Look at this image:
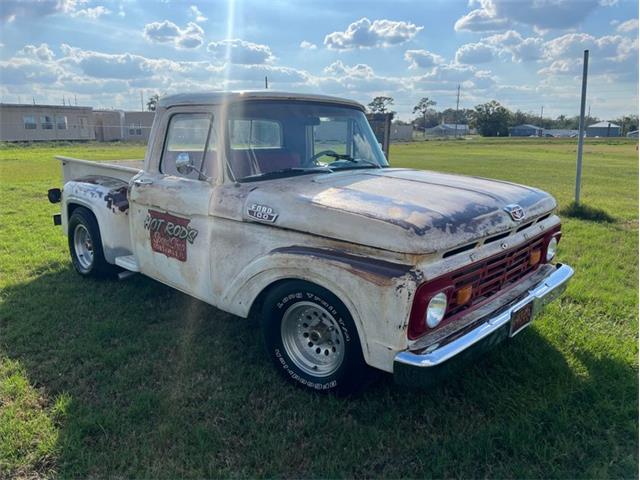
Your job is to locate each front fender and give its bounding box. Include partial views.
[221,248,419,372]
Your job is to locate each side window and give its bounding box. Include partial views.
[40,115,53,130]
[23,116,36,130]
[56,115,67,130]
[229,119,282,149]
[161,113,214,180]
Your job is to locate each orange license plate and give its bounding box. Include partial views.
[510,303,533,337]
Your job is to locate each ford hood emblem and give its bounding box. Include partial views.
[504,204,525,222]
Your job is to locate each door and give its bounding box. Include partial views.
[128,112,219,301]
[78,116,90,138]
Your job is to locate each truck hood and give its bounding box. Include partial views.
[243,168,557,254]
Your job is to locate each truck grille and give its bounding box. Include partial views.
[446,234,546,318]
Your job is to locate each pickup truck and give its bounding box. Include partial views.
[49,91,574,393]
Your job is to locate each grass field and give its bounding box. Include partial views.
[1,138,637,478]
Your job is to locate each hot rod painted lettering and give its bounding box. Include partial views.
[143,210,198,261]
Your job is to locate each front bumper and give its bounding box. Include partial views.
[393,263,574,387]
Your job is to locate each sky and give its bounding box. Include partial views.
[0,0,638,121]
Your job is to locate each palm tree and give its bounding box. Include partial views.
[413,97,437,136]
[146,94,160,112]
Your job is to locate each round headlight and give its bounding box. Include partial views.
[426,292,448,328]
[546,236,558,262]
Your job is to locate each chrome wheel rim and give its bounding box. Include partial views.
[281,301,345,377]
[73,224,94,271]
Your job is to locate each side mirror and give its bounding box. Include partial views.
[176,152,193,175]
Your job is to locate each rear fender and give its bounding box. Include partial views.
[63,177,132,263]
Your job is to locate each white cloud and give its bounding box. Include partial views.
[539,33,638,78]
[455,43,495,64]
[207,39,274,64]
[300,41,317,50]
[72,5,110,19]
[1,0,91,23]
[316,60,403,94]
[60,44,178,79]
[617,19,639,33]
[324,60,374,77]
[414,63,496,89]
[324,17,423,50]
[189,5,207,23]
[18,43,55,61]
[455,0,602,32]
[454,8,510,32]
[404,49,445,69]
[0,57,62,85]
[143,21,204,50]
[483,30,544,62]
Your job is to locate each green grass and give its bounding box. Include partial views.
[0,138,637,478]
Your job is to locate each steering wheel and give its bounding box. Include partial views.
[310,149,338,163]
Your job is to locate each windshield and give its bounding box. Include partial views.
[224,100,388,182]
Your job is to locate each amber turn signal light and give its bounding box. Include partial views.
[529,249,542,266]
[456,285,473,305]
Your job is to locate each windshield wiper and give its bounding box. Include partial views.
[325,153,382,169]
[238,166,332,183]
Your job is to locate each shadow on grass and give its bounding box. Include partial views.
[0,267,637,478]
[560,202,616,223]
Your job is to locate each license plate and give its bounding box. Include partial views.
[510,302,533,337]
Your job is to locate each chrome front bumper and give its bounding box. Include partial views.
[393,263,574,386]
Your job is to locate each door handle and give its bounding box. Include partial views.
[133,178,153,186]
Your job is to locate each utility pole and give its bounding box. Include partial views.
[74,95,77,106]
[140,91,144,112]
[454,84,460,138]
[575,49,589,205]
[587,104,591,119]
[265,76,268,89]
[539,106,544,137]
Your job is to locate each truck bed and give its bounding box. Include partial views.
[56,156,143,183]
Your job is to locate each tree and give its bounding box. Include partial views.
[469,101,512,137]
[614,114,639,135]
[147,94,160,112]
[413,97,436,134]
[368,96,394,114]
[441,107,471,126]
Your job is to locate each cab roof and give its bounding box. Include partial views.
[158,90,365,110]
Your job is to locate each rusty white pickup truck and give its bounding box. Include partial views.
[49,91,573,393]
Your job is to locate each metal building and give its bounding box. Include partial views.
[586,121,621,137]
[94,110,155,143]
[425,123,469,137]
[122,111,155,142]
[509,124,543,137]
[0,103,94,141]
[390,124,414,142]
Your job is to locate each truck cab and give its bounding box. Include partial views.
[51,91,573,393]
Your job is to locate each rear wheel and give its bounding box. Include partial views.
[68,207,114,277]
[261,280,372,394]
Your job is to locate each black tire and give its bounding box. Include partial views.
[261,280,372,395]
[68,207,115,278]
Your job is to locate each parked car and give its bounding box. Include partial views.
[49,91,574,393]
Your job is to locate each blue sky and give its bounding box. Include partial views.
[0,0,637,120]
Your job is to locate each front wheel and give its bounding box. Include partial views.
[261,281,372,394]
